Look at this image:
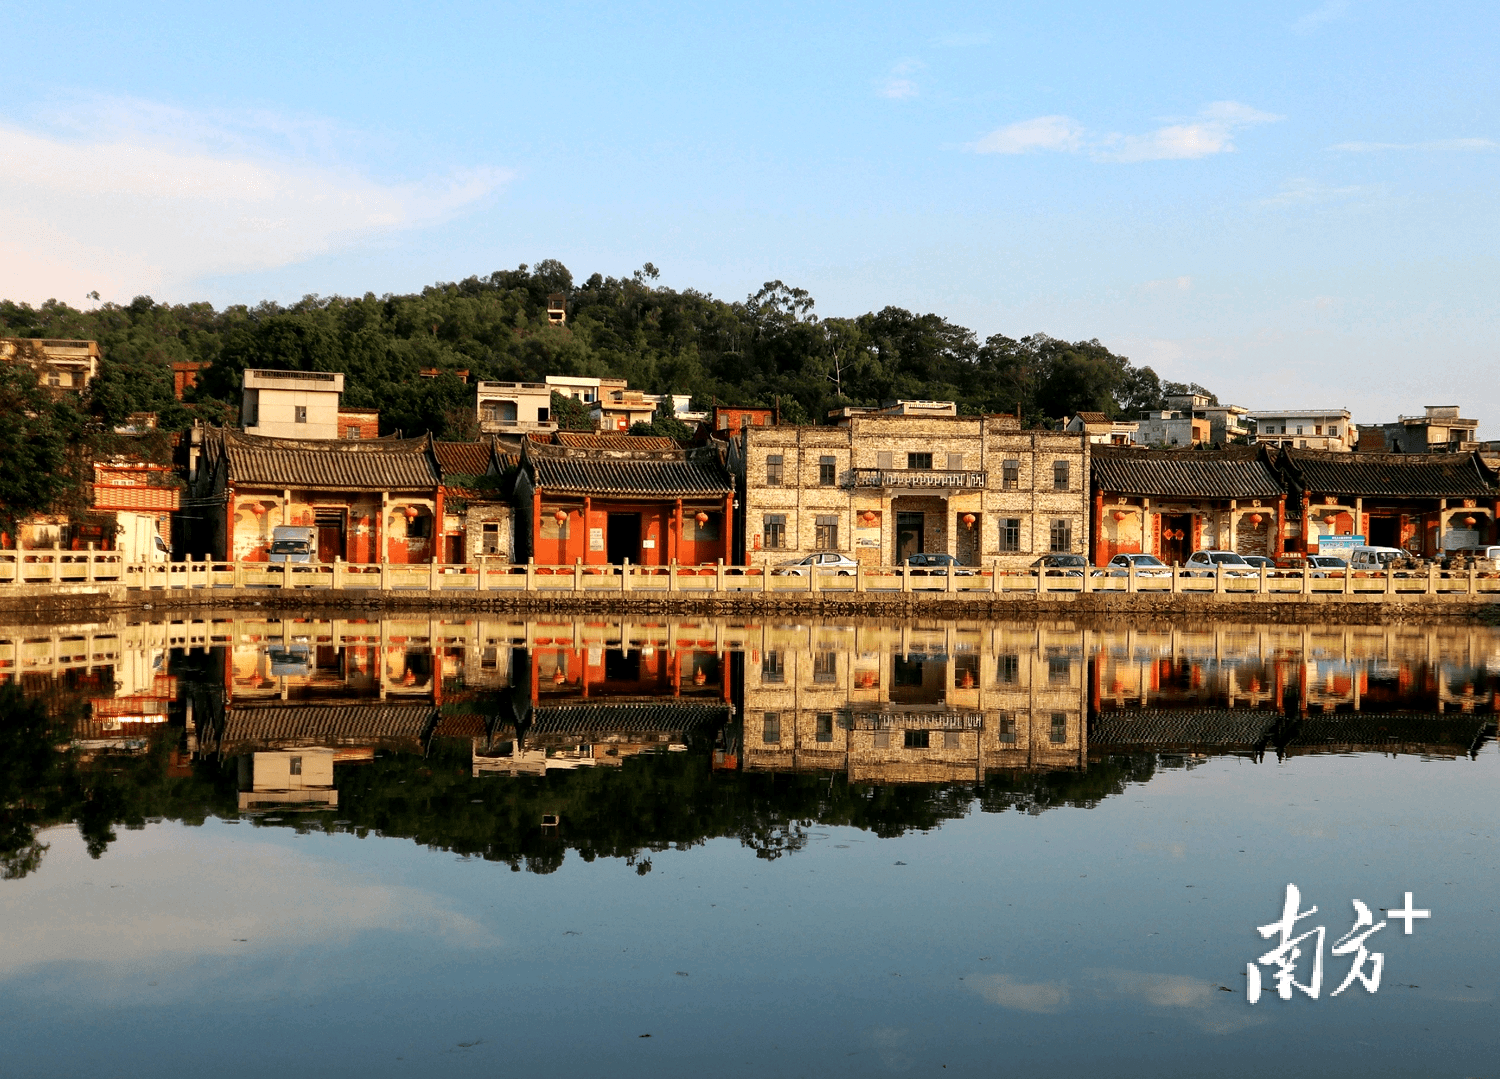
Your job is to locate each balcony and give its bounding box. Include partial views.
[851,468,987,490]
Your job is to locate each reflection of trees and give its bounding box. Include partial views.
[978,755,1158,816]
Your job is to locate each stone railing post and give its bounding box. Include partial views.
[1172,564,1181,594]
[574,558,583,592]
[622,558,632,592]
[717,558,725,592]
[525,557,534,592]
[856,564,866,593]
[901,564,912,594]
[1127,563,1137,593]
[669,560,678,592]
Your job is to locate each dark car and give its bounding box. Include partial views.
[1029,553,1088,577]
[900,552,976,576]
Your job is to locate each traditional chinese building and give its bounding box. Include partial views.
[1273,449,1500,555]
[514,432,736,565]
[431,438,515,564]
[188,427,444,562]
[1089,446,1287,565]
[735,413,1089,571]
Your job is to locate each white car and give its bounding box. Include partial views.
[1184,550,1259,577]
[772,552,859,576]
[1094,553,1172,578]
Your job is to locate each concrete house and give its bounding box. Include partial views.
[1356,405,1480,454]
[1248,408,1354,452]
[241,369,345,439]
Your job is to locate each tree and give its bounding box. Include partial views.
[0,363,87,537]
[550,391,594,430]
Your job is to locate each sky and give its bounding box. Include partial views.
[0,1,1496,430]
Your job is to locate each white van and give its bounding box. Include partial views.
[1346,546,1418,574]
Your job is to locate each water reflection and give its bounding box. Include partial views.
[2,617,1495,879]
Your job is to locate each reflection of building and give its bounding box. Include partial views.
[735,412,1089,571]
[239,749,339,810]
[741,628,1088,781]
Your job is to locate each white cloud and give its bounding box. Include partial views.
[968,974,1071,1013]
[972,115,1084,155]
[877,60,924,100]
[1088,968,1266,1034]
[0,97,510,305]
[1329,137,1497,152]
[972,102,1279,162]
[1294,0,1350,34]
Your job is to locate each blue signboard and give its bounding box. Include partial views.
[1314,534,1365,558]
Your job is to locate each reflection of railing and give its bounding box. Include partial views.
[852,468,986,489]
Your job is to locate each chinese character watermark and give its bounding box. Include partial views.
[1247,886,1429,1004]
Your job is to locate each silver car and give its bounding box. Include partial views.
[1184,550,1260,577]
[1094,553,1172,578]
[772,552,859,576]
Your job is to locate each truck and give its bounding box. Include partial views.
[268,526,317,564]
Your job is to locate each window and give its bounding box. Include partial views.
[819,456,836,485]
[873,730,890,749]
[877,451,894,470]
[813,651,837,683]
[1298,440,1307,448]
[947,453,965,470]
[762,652,784,683]
[47,372,61,387]
[1000,518,1021,552]
[998,654,1019,684]
[1049,519,1072,552]
[1296,425,1304,435]
[762,712,781,744]
[943,730,962,749]
[815,713,834,743]
[1329,426,1339,437]
[407,514,431,538]
[763,514,786,549]
[1050,713,1067,744]
[815,515,839,550]
[907,452,933,470]
[346,425,361,439]
[295,405,308,424]
[537,407,549,422]
[481,647,497,670]
[998,716,1017,744]
[1052,460,1070,491]
[904,729,930,749]
[289,755,302,776]
[1002,460,1020,490]
[1047,655,1071,684]
[482,523,501,554]
[765,455,784,486]
[1315,425,1323,436]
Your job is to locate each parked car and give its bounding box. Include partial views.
[1304,555,1348,578]
[1094,553,1172,578]
[772,552,859,576]
[1029,553,1089,577]
[1347,546,1422,576]
[1239,555,1278,574]
[1183,550,1259,577]
[899,553,976,576]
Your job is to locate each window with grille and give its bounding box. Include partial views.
[819,456,836,485]
[1052,460,1069,491]
[1048,655,1071,684]
[295,405,308,424]
[815,713,834,743]
[815,515,839,550]
[346,425,361,439]
[762,712,781,744]
[762,651,784,683]
[907,452,933,470]
[1050,713,1067,744]
[289,755,302,776]
[904,729,930,749]
[765,454,783,486]
[998,654,1019,684]
[1000,518,1021,552]
[763,514,786,549]
[1002,460,1019,489]
[998,716,1017,743]
[1049,519,1072,552]
[813,651,837,683]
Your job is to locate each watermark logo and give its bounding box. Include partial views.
[1247,885,1429,1003]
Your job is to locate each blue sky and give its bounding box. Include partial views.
[1,1,1495,428]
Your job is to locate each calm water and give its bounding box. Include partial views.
[1,616,1496,1078]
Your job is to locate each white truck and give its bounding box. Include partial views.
[268,526,318,564]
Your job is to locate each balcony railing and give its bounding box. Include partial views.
[851,468,987,490]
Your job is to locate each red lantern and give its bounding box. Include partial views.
[1465,516,1477,527]
[404,506,419,521]
[1324,514,1337,526]
[553,669,565,684]
[1250,513,1263,525]
[962,513,976,529]
[1113,510,1127,522]
[861,510,877,525]
[693,669,707,685]
[696,511,709,526]
[554,509,568,524]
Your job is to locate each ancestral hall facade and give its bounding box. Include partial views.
[735,415,1089,571]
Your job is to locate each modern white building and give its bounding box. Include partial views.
[1248,409,1354,452]
[1064,411,1140,445]
[476,381,556,434]
[241,369,344,440]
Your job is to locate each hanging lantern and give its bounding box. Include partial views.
[962,513,976,529]
[1324,514,1337,526]
[248,504,263,516]
[1113,510,1127,522]
[696,511,709,526]
[693,669,707,685]
[1465,516,1477,527]
[1250,513,1263,525]
[861,510,877,525]
[553,669,566,684]
[404,506,419,521]
[554,509,568,524]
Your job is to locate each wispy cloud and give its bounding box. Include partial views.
[0,96,510,305]
[971,102,1280,162]
[1329,137,1497,152]
[968,974,1071,1013]
[1088,969,1266,1035]
[1294,0,1350,34]
[877,59,923,100]
[1259,177,1369,207]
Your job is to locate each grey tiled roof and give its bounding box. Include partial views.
[432,439,496,478]
[1090,708,1281,748]
[528,701,730,735]
[1280,450,1497,498]
[1091,447,1284,499]
[220,703,437,750]
[221,430,439,490]
[526,442,733,496]
[1286,712,1490,755]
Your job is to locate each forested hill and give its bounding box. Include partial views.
[0,259,1195,440]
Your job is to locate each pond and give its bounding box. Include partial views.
[1,615,1495,1077]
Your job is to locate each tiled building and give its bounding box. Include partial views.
[1274,449,1500,555]
[734,414,1089,571]
[189,428,444,563]
[1089,447,1287,565]
[431,439,515,564]
[515,432,735,566]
